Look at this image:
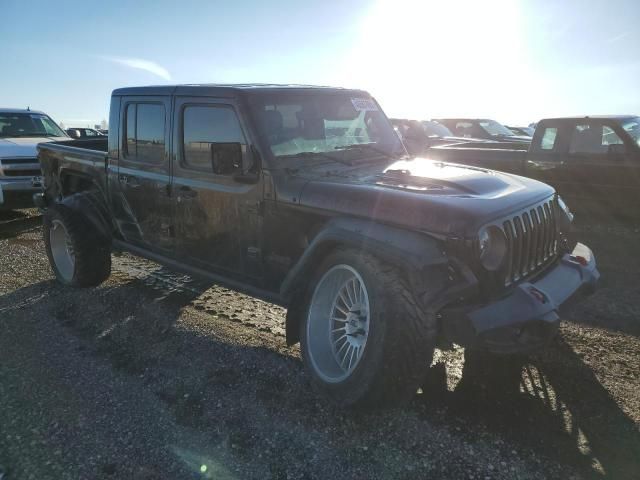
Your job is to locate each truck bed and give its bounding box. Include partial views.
[38,138,109,198]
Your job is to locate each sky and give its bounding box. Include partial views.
[2,0,638,127]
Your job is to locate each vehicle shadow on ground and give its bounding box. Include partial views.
[0,210,41,240]
[421,343,640,480]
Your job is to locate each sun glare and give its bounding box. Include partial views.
[342,0,531,123]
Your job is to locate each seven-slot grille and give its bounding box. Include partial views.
[0,157,41,177]
[502,197,558,286]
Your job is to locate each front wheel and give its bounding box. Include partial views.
[300,248,437,407]
[43,205,111,287]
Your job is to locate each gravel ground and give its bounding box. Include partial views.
[0,209,638,479]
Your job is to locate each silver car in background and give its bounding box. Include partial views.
[0,108,67,209]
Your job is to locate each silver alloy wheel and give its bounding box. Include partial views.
[306,264,370,383]
[49,219,75,282]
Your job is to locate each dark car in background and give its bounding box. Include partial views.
[434,118,532,146]
[65,127,107,139]
[390,118,488,154]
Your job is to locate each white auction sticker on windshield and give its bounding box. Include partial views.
[351,98,378,112]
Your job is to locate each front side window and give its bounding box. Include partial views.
[248,93,403,162]
[569,123,623,154]
[124,103,165,162]
[182,105,246,172]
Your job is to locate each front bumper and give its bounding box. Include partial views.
[0,177,43,209]
[440,243,599,354]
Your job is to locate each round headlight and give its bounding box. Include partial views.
[478,226,507,271]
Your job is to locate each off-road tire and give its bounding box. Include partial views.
[300,247,437,408]
[43,204,111,287]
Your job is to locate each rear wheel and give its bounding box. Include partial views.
[300,248,436,407]
[44,205,111,287]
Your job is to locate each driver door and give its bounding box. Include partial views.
[171,97,264,282]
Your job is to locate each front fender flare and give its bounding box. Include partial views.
[281,218,448,345]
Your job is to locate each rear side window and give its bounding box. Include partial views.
[540,127,558,150]
[124,103,165,163]
[182,105,245,172]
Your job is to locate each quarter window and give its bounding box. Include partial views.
[124,103,165,162]
[182,105,245,172]
[540,127,558,150]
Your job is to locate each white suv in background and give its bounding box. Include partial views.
[0,108,68,209]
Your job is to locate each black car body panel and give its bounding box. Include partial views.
[37,85,599,354]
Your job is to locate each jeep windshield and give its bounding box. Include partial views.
[620,117,640,146]
[248,92,405,163]
[0,112,67,138]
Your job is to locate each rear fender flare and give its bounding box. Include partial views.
[56,189,113,240]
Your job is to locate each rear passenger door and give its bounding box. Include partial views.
[114,96,174,253]
[564,121,639,216]
[171,97,264,281]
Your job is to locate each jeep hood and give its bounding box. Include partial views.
[295,157,555,237]
[0,137,65,158]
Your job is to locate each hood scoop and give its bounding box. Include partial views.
[376,169,448,192]
[374,158,523,197]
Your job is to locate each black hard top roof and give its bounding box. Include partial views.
[112,83,369,97]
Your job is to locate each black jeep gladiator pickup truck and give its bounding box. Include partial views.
[36,84,599,407]
[428,116,640,221]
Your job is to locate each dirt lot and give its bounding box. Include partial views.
[0,209,638,480]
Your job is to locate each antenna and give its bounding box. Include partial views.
[27,106,30,111]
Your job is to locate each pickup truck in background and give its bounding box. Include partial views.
[0,108,68,209]
[428,116,640,221]
[391,118,522,156]
[36,84,598,407]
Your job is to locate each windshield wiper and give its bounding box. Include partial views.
[277,151,353,166]
[334,143,402,161]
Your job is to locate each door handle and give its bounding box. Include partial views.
[178,185,198,199]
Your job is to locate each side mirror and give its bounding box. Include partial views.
[608,143,626,156]
[233,145,261,184]
[211,142,243,175]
